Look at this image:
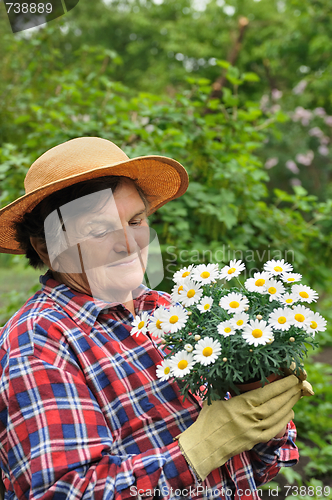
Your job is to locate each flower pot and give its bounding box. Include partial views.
[231,373,282,396]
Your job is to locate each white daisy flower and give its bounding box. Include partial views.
[281,272,302,283]
[264,259,293,276]
[178,279,203,306]
[193,337,222,366]
[279,293,298,306]
[197,296,213,313]
[290,305,314,328]
[264,279,285,302]
[219,292,249,313]
[244,272,270,293]
[230,312,249,330]
[305,312,327,336]
[242,320,274,347]
[217,321,237,337]
[171,282,186,302]
[148,307,168,338]
[170,351,195,377]
[219,259,246,281]
[173,265,194,283]
[191,263,219,284]
[156,360,172,381]
[269,308,293,331]
[130,312,150,337]
[184,344,194,352]
[291,284,319,304]
[162,305,188,333]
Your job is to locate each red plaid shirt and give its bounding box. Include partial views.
[0,272,299,500]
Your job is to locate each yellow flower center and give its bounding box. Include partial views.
[204,303,210,310]
[286,298,293,303]
[227,267,236,275]
[294,313,305,322]
[164,367,170,375]
[178,285,184,293]
[138,321,145,329]
[268,287,277,294]
[278,316,286,324]
[310,321,317,329]
[237,319,244,326]
[224,327,232,333]
[178,360,188,370]
[252,329,263,338]
[274,266,283,272]
[200,271,210,279]
[202,347,213,357]
[299,291,309,299]
[169,315,179,324]
[255,279,265,287]
[187,289,196,298]
[182,271,190,278]
[288,277,295,281]
[229,301,240,309]
[156,319,163,329]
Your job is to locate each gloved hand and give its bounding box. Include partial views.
[283,361,314,396]
[178,375,303,481]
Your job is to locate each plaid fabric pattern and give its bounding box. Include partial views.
[0,271,299,500]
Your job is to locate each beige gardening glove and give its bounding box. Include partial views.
[283,362,314,396]
[178,374,304,482]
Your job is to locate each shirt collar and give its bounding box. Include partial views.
[39,271,160,335]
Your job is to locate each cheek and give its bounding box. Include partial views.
[55,245,84,274]
[134,225,150,251]
[78,239,112,269]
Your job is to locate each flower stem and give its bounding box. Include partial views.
[235,277,245,290]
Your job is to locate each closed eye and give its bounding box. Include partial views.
[129,219,145,227]
[90,230,110,239]
[88,215,147,238]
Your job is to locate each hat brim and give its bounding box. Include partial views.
[0,155,188,254]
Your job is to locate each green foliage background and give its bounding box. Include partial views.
[0,0,332,490]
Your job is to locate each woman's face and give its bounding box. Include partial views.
[49,180,149,303]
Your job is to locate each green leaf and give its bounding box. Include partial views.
[222,87,239,106]
[198,78,211,86]
[293,185,308,197]
[242,72,260,82]
[14,115,31,125]
[216,60,231,69]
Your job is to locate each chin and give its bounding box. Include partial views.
[115,273,145,294]
[86,268,145,303]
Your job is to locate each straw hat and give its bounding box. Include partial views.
[0,137,189,254]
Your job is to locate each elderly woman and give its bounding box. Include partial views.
[0,137,304,500]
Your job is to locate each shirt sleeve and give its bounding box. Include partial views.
[247,420,299,486]
[0,350,195,500]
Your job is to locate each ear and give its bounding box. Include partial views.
[30,236,57,270]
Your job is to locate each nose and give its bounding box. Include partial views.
[113,226,137,255]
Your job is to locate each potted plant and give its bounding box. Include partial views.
[131,259,325,404]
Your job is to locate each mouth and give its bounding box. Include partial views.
[107,256,139,268]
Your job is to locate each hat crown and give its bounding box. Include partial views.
[24,137,129,194]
